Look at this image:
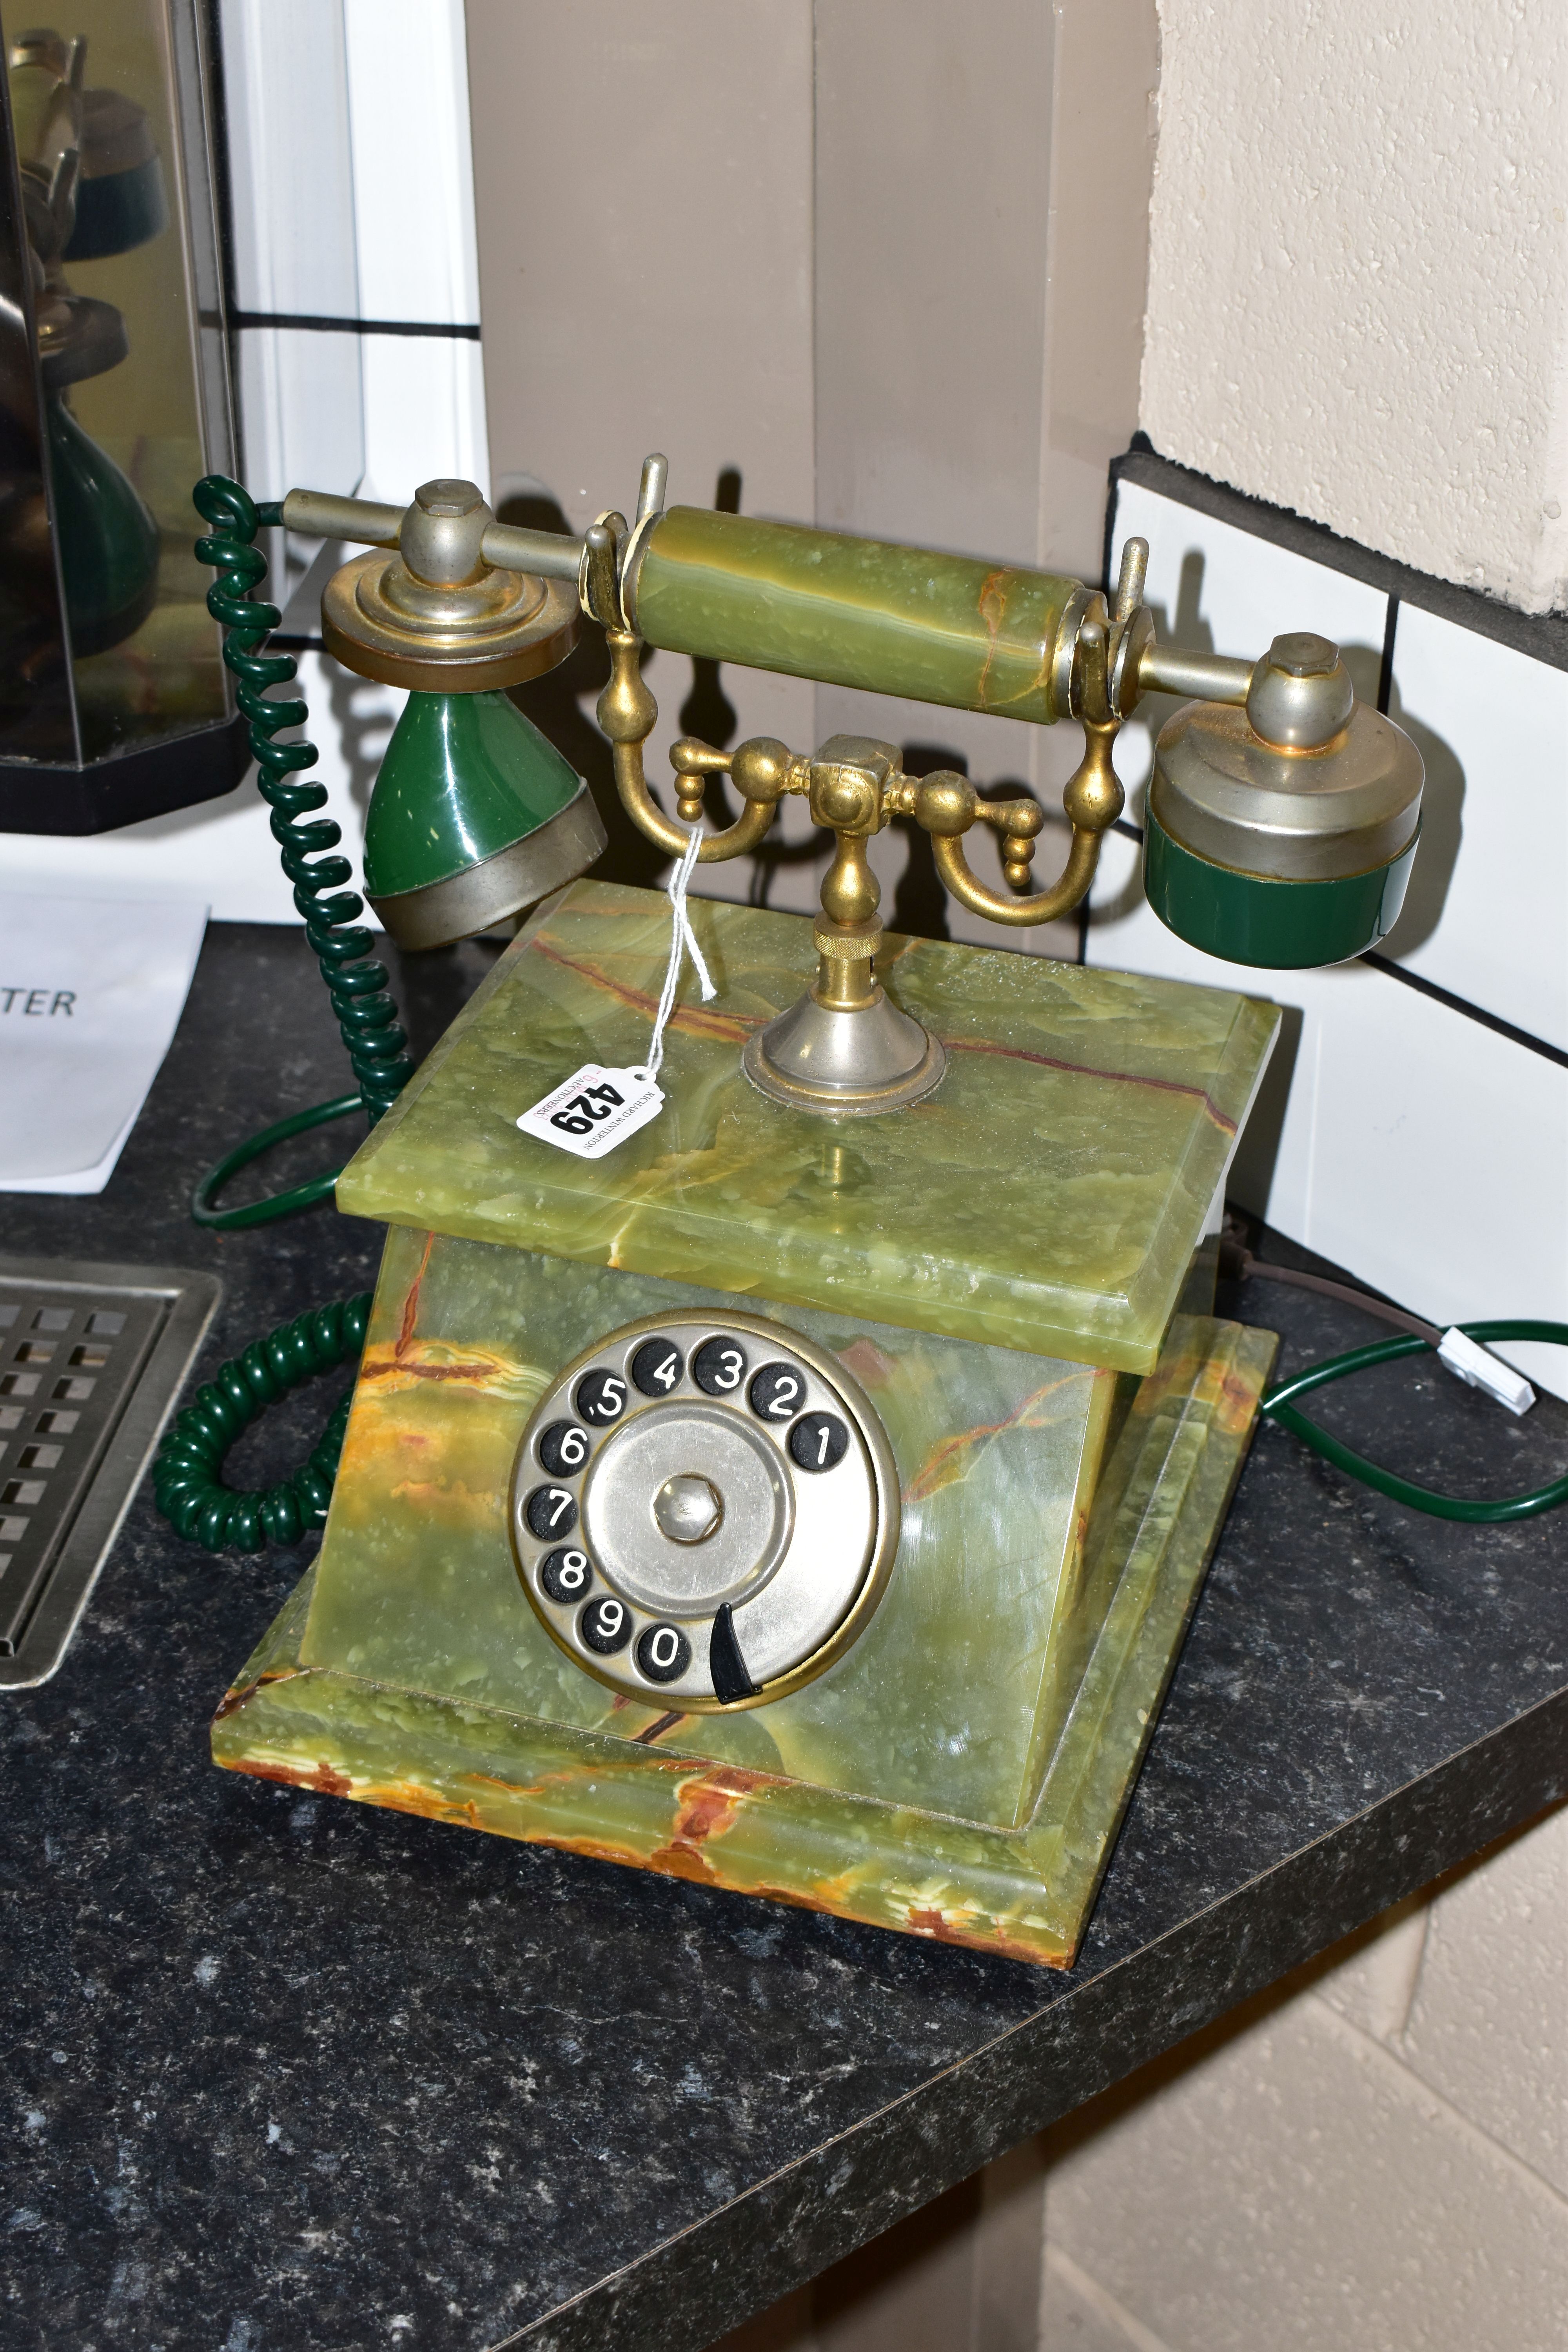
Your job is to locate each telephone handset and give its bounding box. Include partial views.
[210,454,1424,1967]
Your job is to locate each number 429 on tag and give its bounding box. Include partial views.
[515,1062,665,1160]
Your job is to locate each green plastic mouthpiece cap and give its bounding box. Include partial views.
[363,690,606,951]
[1143,633,1424,969]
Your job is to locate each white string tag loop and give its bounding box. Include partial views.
[514,821,715,1160]
[643,822,715,1081]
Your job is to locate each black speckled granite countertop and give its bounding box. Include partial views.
[4,924,1566,2352]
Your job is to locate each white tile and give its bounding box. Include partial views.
[219,0,359,318]
[1383,603,1568,1053]
[1304,961,1568,1395]
[0,654,397,926]
[1304,960,1568,1307]
[1087,878,1568,1392]
[1043,1991,1568,2352]
[236,329,365,504]
[359,336,489,508]
[1397,1803,1568,2200]
[344,0,480,326]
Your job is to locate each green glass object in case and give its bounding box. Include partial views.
[64,150,168,260]
[1144,806,1419,970]
[46,394,160,655]
[633,506,1084,724]
[362,688,584,900]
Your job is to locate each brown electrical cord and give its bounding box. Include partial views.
[1218,1232,1442,1346]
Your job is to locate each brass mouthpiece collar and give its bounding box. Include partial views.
[315,477,581,692]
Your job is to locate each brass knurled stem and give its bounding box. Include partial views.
[813,918,881,1012]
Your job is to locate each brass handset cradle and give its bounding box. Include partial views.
[593,478,1147,1112]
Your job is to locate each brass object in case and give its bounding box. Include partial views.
[3,10,248,830]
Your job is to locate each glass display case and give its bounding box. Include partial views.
[0,2,248,832]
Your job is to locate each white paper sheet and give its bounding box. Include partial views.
[0,893,209,1194]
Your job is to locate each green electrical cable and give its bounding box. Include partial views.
[189,1094,365,1230]
[153,1294,372,1553]
[189,475,416,1229]
[1260,1319,1568,1522]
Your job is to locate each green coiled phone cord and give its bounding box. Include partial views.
[189,475,416,1230]
[153,485,412,1551]
[1260,1319,1568,1522]
[152,1294,372,1553]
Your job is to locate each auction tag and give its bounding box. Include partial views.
[515,1062,665,1160]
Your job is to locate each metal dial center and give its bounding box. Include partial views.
[653,1474,724,1546]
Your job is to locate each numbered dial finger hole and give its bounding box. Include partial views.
[749,1362,805,1421]
[524,1484,578,1540]
[580,1594,631,1653]
[537,1420,590,1475]
[511,1313,899,1710]
[789,1412,849,1472]
[631,1339,684,1397]
[575,1368,627,1425]
[540,1546,593,1602]
[693,1337,748,1396]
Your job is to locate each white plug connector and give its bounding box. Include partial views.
[1437,1328,1536,1417]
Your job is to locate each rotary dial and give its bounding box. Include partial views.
[510,1312,899,1710]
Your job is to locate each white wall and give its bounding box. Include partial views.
[1141,0,1568,615]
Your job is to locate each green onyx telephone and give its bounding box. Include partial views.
[205,456,1425,1967]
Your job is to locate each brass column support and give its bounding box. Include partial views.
[740,740,948,1114]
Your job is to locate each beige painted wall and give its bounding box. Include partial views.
[465,0,819,906]
[1141,0,1568,614]
[812,0,1154,951]
[466,0,1157,933]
